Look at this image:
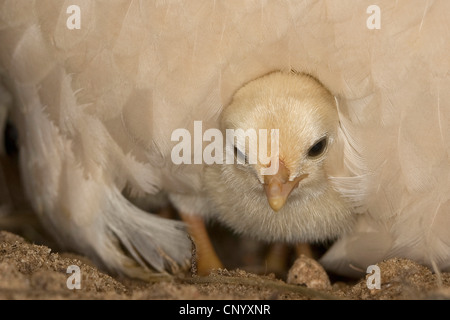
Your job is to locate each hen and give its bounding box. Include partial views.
[0,1,449,278]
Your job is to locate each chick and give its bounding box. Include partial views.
[204,72,354,244]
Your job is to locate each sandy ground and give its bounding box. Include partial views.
[1,230,450,300]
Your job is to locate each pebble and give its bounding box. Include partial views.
[287,255,331,290]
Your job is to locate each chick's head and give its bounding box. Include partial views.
[204,72,353,243]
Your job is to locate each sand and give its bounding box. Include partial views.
[1,230,450,300]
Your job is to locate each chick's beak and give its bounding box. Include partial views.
[263,160,308,212]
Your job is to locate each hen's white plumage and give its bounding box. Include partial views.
[0,0,449,277]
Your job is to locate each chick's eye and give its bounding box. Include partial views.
[308,138,327,158]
